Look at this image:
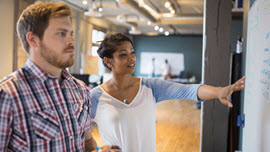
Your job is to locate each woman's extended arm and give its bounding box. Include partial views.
[197,76,246,107]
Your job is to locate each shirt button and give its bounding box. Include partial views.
[63,113,68,118]
[70,136,73,140]
[42,115,48,119]
[79,106,83,112]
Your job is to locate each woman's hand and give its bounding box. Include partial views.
[197,76,246,107]
[218,76,246,108]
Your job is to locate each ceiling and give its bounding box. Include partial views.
[62,0,204,35]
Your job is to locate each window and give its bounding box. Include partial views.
[91,29,106,75]
[91,29,105,56]
[91,46,99,56]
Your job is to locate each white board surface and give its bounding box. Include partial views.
[242,0,270,151]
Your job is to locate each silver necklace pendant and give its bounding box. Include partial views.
[123,99,128,104]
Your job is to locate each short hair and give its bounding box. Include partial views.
[97,33,133,70]
[17,1,71,53]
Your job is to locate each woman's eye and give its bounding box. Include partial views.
[120,54,127,57]
[131,51,135,54]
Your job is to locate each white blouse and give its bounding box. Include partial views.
[90,78,202,152]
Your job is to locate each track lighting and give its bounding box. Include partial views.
[82,0,88,5]
[165,1,170,8]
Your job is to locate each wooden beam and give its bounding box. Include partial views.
[176,0,204,6]
[160,19,203,24]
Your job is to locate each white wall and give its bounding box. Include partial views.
[0,0,14,79]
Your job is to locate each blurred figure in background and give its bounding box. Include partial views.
[149,57,156,77]
[162,59,172,80]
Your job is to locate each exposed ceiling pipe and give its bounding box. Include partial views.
[148,0,161,13]
[84,0,102,17]
[172,0,182,13]
[115,0,120,7]
[121,0,202,25]
[128,22,141,34]
[121,0,158,23]
[169,25,177,34]
[62,0,87,11]
[116,14,142,34]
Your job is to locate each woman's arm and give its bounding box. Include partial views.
[197,76,246,107]
[85,129,97,151]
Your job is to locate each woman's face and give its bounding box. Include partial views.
[110,41,136,74]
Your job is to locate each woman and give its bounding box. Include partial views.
[90,33,245,152]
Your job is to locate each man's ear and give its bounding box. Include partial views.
[26,32,40,48]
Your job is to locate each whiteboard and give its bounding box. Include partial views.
[242,0,270,151]
[140,52,184,75]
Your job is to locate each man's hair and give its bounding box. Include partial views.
[17,1,71,53]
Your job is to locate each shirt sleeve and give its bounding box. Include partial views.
[89,87,103,119]
[145,78,204,103]
[0,89,13,151]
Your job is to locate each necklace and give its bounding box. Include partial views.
[111,77,132,104]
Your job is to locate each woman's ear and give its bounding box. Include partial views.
[26,32,40,48]
[104,57,113,68]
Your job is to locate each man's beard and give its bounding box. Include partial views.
[40,42,75,69]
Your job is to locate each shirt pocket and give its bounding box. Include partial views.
[31,109,60,140]
[75,101,91,139]
[78,103,90,126]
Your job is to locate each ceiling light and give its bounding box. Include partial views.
[165,31,169,36]
[159,27,164,32]
[154,25,159,31]
[98,7,103,12]
[82,0,88,5]
[165,2,170,8]
[170,10,175,14]
[147,21,151,25]
[116,15,125,22]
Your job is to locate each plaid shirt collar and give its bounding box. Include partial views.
[23,59,73,82]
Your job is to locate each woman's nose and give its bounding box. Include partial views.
[128,54,135,62]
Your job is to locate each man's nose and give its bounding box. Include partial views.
[66,35,75,46]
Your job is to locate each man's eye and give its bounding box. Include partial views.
[131,51,135,54]
[120,54,127,57]
[58,32,66,37]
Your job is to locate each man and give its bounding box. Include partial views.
[162,59,171,80]
[150,58,155,77]
[0,2,118,152]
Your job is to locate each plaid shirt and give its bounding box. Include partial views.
[0,59,92,152]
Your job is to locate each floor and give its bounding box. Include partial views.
[91,99,201,152]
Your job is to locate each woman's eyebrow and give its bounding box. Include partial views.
[119,49,127,52]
